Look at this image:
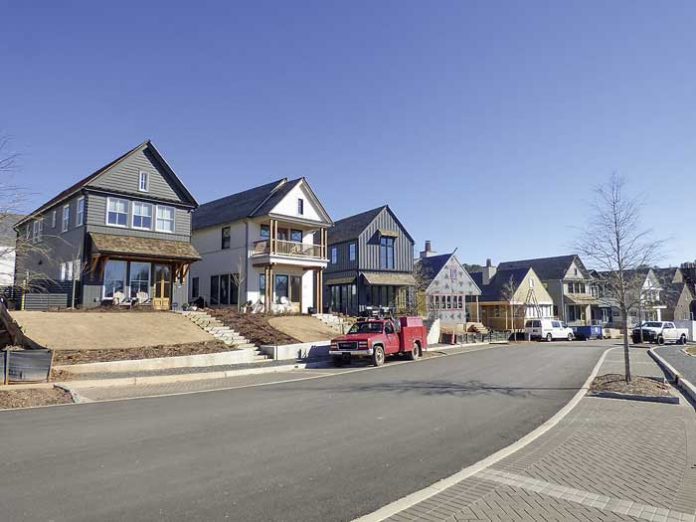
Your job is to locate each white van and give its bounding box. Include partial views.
[525,319,574,341]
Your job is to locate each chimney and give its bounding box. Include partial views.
[420,240,436,259]
[482,259,497,285]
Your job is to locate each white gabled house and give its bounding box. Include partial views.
[190,178,333,313]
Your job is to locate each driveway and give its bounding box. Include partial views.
[0,342,608,521]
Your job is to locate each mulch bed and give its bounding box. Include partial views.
[52,340,233,366]
[687,346,696,356]
[0,387,73,410]
[589,374,672,398]
[207,308,299,346]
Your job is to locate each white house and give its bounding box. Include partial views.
[190,178,333,313]
[0,214,23,287]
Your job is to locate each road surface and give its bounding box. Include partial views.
[0,342,607,521]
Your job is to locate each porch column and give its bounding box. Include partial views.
[269,219,275,255]
[476,295,480,322]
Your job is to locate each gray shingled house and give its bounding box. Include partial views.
[325,205,416,315]
[14,140,200,309]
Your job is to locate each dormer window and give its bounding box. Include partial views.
[297,198,304,215]
[139,171,150,192]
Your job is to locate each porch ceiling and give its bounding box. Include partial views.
[89,233,201,262]
[565,293,599,305]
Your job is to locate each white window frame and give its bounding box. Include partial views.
[25,223,31,241]
[62,204,70,232]
[51,210,57,228]
[76,196,85,226]
[155,205,175,233]
[331,246,337,264]
[32,221,39,243]
[60,262,66,282]
[139,171,150,192]
[131,201,154,230]
[106,197,129,228]
[102,259,128,300]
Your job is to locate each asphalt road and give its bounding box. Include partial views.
[0,342,608,521]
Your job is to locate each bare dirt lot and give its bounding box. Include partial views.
[267,315,338,342]
[0,387,73,410]
[589,373,672,398]
[11,311,214,350]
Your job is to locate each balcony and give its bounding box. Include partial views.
[252,239,325,260]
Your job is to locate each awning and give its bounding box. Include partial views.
[565,293,599,305]
[89,233,201,262]
[377,229,399,238]
[325,276,356,285]
[362,271,417,286]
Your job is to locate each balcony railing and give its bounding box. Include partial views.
[253,239,324,259]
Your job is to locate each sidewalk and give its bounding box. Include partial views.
[375,347,696,522]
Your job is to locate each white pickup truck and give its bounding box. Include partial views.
[631,321,688,345]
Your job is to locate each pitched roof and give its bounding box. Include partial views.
[478,267,532,302]
[16,140,197,228]
[193,179,285,230]
[498,255,587,280]
[416,253,452,289]
[328,206,386,244]
[90,233,201,262]
[661,281,691,310]
[0,213,24,243]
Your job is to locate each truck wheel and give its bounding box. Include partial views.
[567,333,574,341]
[372,345,385,367]
[546,333,553,342]
[657,335,665,346]
[332,356,345,367]
[632,336,641,344]
[680,334,687,345]
[408,342,421,361]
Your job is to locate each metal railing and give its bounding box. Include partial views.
[252,239,324,259]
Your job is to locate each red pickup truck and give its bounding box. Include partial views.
[329,316,427,366]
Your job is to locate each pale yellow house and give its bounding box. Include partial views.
[471,264,554,331]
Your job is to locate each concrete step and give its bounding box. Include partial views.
[236,343,257,350]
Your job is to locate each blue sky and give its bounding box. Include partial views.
[2,1,694,266]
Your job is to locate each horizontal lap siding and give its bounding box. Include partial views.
[358,209,413,273]
[86,194,191,241]
[88,148,183,202]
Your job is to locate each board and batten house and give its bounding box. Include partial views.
[470,262,554,331]
[324,205,416,315]
[190,178,333,313]
[14,140,200,309]
[415,242,482,324]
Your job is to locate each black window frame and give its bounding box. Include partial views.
[260,225,270,240]
[221,226,231,250]
[210,275,220,305]
[297,198,304,215]
[379,237,395,270]
[290,229,303,243]
[191,277,200,299]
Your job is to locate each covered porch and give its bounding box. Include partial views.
[85,233,201,310]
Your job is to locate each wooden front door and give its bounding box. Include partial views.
[153,264,172,310]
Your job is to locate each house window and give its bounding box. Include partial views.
[107,198,128,227]
[62,204,70,232]
[290,229,303,243]
[60,262,66,282]
[221,226,231,249]
[290,276,301,303]
[297,198,304,215]
[219,274,230,305]
[139,171,149,192]
[259,274,266,296]
[129,262,151,299]
[132,202,153,230]
[76,197,85,226]
[275,275,289,303]
[51,210,56,228]
[156,206,175,233]
[191,277,200,299]
[331,246,337,264]
[349,243,356,262]
[260,224,270,240]
[103,260,127,299]
[32,220,41,243]
[379,237,395,270]
[210,275,220,305]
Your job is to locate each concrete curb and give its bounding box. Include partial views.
[648,347,696,406]
[587,390,679,404]
[55,361,327,390]
[353,346,615,522]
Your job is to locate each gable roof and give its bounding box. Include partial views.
[16,140,197,228]
[661,281,692,310]
[328,205,414,244]
[416,253,452,289]
[192,177,331,230]
[498,254,588,280]
[478,267,533,302]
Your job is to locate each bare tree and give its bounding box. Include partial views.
[500,275,526,337]
[576,174,662,382]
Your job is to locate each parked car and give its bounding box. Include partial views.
[329,316,427,366]
[631,321,688,345]
[525,319,574,342]
[572,325,603,341]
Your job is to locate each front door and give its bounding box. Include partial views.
[153,264,172,310]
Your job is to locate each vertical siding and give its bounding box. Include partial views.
[87,147,185,202]
[325,240,359,273]
[358,208,414,273]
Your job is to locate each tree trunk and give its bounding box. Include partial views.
[622,317,632,383]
